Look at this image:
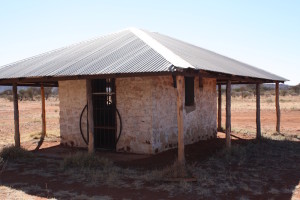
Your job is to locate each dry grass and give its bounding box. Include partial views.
[0,97,60,150]
[0,93,299,199]
[63,152,113,170]
[1,136,299,199]
[62,152,128,187]
[186,137,300,198]
[219,94,300,137]
[0,145,33,160]
[228,94,300,111]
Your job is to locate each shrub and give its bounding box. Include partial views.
[63,152,113,170]
[7,95,13,101]
[242,91,251,99]
[44,87,53,100]
[212,144,248,166]
[292,83,300,94]
[144,161,190,181]
[0,157,6,175]
[0,146,33,160]
[266,98,273,103]
[280,90,288,96]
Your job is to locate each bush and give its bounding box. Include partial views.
[63,152,113,170]
[0,146,33,160]
[160,161,189,178]
[292,84,300,95]
[44,87,53,100]
[280,90,288,96]
[0,89,12,95]
[144,161,190,181]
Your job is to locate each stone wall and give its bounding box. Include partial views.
[58,76,217,154]
[116,76,217,154]
[151,76,217,153]
[116,77,153,154]
[151,76,178,153]
[58,80,87,148]
[183,77,217,144]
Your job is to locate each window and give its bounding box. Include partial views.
[185,77,194,106]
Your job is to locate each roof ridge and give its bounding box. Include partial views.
[128,27,194,70]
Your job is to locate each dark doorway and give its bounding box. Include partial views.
[92,79,116,150]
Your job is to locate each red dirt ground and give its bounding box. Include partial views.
[0,95,300,199]
[1,133,300,199]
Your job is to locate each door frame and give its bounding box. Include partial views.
[91,78,117,150]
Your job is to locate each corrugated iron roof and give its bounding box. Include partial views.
[0,28,287,82]
[145,30,287,81]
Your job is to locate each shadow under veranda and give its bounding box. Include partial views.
[0,134,300,199]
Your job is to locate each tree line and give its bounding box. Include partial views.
[0,87,57,101]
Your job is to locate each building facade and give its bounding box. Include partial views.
[59,75,217,154]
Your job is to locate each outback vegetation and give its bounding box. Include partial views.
[0,83,299,199]
[0,136,299,199]
[224,83,300,98]
[0,86,57,101]
[0,146,33,160]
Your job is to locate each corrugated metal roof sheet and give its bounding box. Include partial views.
[0,28,287,82]
[145,30,287,81]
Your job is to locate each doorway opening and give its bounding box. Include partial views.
[92,79,116,150]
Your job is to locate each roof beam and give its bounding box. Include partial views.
[0,69,284,86]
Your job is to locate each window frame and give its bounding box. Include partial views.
[185,76,195,106]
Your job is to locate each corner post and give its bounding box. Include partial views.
[217,84,222,131]
[275,82,280,133]
[13,83,20,147]
[256,83,261,139]
[86,79,94,153]
[176,75,185,164]
[226,80,231,148]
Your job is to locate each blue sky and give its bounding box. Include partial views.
[0,0,299,85]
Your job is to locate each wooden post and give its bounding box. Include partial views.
[13,83,20,147]
[35,85,46,150]
[275,82,280,133]
[41,85,46,137]
[176,76,185,164]
[226,80,231,148]
[86,79,94,153]
[256,83,261,139]
[217,84,222,132]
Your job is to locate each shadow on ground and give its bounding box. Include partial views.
[0,134,300,199]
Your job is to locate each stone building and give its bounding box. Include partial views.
[0,28,287,158]
[59,76,217,154]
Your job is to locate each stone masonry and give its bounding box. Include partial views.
[58,76,217,154]
[116,76,217,154]
[59,80,87,148]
